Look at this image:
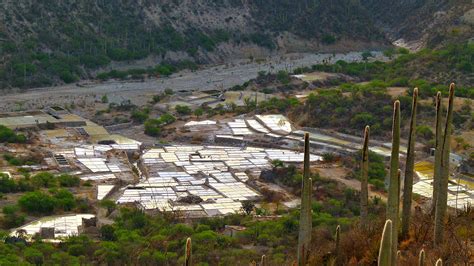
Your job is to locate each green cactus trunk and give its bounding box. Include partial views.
[434,84,455,246]
[185,237,192,266]
[387,100,400,266]
[378,219,393,266]
[297,133,312,266]
[432,92,443,213]
[418,249,425,266]
[360,126,370,229]
[401,88,418,239]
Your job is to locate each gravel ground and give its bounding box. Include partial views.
[0,51,385,112]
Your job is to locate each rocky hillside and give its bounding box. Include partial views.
[362,0,474,49]
[0,0,384,89]
[0,0,472,89]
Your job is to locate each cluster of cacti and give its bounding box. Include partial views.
[360,126,370,229]
[378,219,442,266]
[401,88,418,239]
[378,219,392,266]
[386,100,400,266]
[297,133,312,266]
[434,84,455,246]
[185,237,192,266]
[373,84,454,265]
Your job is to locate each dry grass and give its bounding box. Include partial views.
[305,209,473,265]
[386,87,408,98]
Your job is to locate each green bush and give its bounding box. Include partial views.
[1,205,25,228]
[0,125,27,143]
[0,174,17,193]
[321,34,336,45]
[18,191,56,214]
[31,172,57,188]
[175,105,192,115]
[416,125,434,140]
[144,119,162,137]
[159,113,176,125]
[24,248,44,265]
[57,174,80,187]
[131,110,149,123]
[276,70,290,84]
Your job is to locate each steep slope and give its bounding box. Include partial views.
[362,0,474,49]
[0,0,385,89]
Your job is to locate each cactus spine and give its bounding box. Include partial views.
[432,91,443,212]
[387,100,400,266]
[360,126,370,229]
[434,83,455,246]
[435,258,443,266]
[401,88,418,239]
[260,255,266,266]
[185,237,192,266]
[418,249,425,266]
[378,219,393,266]
[297,133,312,266]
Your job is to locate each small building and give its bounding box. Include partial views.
[39,227,55,239]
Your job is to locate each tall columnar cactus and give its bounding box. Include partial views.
[334,225,340,259]
[360,126,370,229]
[378,219,393,266]
[418,249,425,266]
[434,83,455,246]
[401,88,418,239]
[387,100,400,265]
[297,133,312,266]
[185,237,192,266]
[435,258,443,266]
[260,255,266,266]
[432,91,443,212]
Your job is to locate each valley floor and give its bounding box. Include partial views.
[0,51,386,113]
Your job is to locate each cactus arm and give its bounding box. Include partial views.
[297,133,312,266]
[387,100,400,266]
[435,258,443,266]
[185,237,192,266]
[418,249,425,266]
[360,126,370,228]
[260,255,266,266]
[401,88,418,239]
[378,219,393,266]
[434,83,455,246]
[335,225,340,259]
[432,91,443,212]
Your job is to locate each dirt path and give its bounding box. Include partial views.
[316,166,387,200]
